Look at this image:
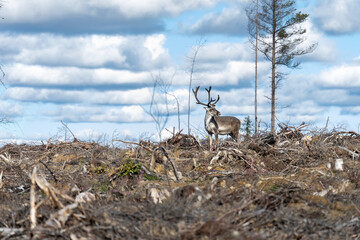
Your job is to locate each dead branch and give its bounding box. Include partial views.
[216,198,253,222]
[0,228,26,238]
[31,167,74,208]
[322,116,330,133]
[337,146,359,158]
[0,171,3,189]
[30,167,37,229]
[165,127,183,138]
[45,202,79,228]
[151,147,179,181]
[113,139,153,152]
[334,131,360,138]
[34,172,64,208]
[39,160,58,183]
[60,120,78,142]
[278,122,309,138]
[0,153,11,165]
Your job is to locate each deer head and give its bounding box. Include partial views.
[192,86,241,151]
[192,86,220,108]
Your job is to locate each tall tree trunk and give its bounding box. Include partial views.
[254,0,259,135]
[271,0,276,133]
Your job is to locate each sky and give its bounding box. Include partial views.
[1,0,360,144]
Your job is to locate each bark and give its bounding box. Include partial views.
[271,0,276,133]
[254,0,259,135]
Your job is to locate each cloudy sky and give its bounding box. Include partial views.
[1,0,360,143]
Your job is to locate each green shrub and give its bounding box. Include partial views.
[117,160,141,177]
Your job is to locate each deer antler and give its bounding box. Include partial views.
[192,86,208,106]
[205,86,220,106]
[192,86,220,107]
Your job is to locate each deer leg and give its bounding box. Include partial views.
[230,132,239,143]
[235,131,239,143]
[209,134,214,151]
[215,133,219,150]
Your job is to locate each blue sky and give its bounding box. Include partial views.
[1,0,360,143]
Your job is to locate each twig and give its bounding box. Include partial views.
[30,167,37,229]
[0,153,10,165]
[216,199,253,222]
[337,146,359,158]
[0,171,3,189]
[0,228,26,238]
[151,147,179,181]
[113,139,152,152]
[45,202,78,228]
[351,200,360,214]
[39,160,58,183]
[335,131,360,138]
[322,116,329,133]
[60,121,78,142]
[32,168,74,208]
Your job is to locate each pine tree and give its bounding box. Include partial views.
[247,0,317,132]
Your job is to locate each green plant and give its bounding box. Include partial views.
[117,160,141,177]
[269,183,279,192]
[91,164,109,174]
[144,174,161,181]
[241,115,254,138]
[94,180,110,193]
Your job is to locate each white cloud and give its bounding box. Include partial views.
[4,87,153,105]
[298,20,337,62]
[181,41,270,87]
[0,34,171,70]
[3,0,218,22]
[2,0,83,23]
[0,100,23,117]
[49,105,150,123]
[88,0,219,19]
[5,64,154,87]
[341,106,360,115]
[286,101,324,116]
[314,0,360,34]
[144,35,167,60]
[196,42,253,63]
[196,61,266,86]
[187,7,248,36]
[0,131,17,140]
[314,89,360,106]
[317,65,360,87]
[75,128,105,141]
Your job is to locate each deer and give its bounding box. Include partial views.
[192,86,241,151]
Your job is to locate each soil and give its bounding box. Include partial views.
[0,129,360,239]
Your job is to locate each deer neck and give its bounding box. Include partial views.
[204,111,215,129]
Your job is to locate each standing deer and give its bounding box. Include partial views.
[193,86,241,151]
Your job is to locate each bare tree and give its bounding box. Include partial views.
[247,0,317,132]
[186,39,206,135]
[0,2,8,125]
[168,93,181,132]
[254,0,259,135]
[148,74,170,142]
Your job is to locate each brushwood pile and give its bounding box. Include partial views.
[0,126,360,239]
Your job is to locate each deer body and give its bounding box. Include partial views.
[204,107,240,150]
[193,86,241,151]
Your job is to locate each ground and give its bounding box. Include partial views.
[0,127,360,239]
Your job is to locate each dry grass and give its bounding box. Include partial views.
[0,128,360,239]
